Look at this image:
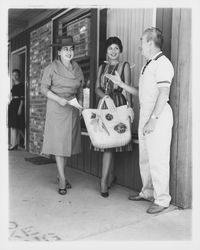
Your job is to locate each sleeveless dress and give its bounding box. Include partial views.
[8,83,25,129]
[94,61,133,152]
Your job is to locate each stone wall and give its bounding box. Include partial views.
[29,22,52,154]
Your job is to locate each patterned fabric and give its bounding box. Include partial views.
[94,61,132,152]
[97,62,127,107]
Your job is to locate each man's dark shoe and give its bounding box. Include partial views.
[128,195,146,201]
[146,204,167,214]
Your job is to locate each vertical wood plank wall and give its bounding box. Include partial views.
[106,9,154,134]
[89,9,98,108]
[170,9,192,208]
[68,136,142,191]
[156,8,172,60]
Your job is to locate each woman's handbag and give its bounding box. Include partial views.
[82,96,134,149]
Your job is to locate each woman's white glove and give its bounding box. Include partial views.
[58,97,68,106]
[68,98,83,110]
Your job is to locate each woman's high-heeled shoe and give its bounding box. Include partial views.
[57,176,72,189]
[101,191,109,198]
[8,144,18,151]
[58,188,67,195]
[57,177,67,195]
[100,182,109,198]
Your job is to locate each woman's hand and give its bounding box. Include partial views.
[105,71,123,87]
[58,97,68,106]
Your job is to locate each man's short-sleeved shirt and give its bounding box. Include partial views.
[139,51,174,109]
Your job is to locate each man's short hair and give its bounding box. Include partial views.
[143,27,164,49]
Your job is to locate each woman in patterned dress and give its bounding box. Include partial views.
[41,36,84,195]
[95,37,133,197]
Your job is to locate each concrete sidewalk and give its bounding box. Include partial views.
[9,149,191,241]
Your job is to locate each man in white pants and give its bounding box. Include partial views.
[105,27,174,214]
[128,27,174,214]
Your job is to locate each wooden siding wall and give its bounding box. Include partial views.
[170,9,192,208]
[89,9,98,108]
[156,8,172,60]
[68,136,142,191]
[106,9,154,134]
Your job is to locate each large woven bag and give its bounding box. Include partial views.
[82,96,134,149]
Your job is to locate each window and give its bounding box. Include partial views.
[63,16,91,110]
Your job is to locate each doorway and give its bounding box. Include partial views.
[10,46,27,150]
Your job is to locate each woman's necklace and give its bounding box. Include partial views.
[103,62,119,94]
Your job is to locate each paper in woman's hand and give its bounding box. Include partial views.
[68,98,83,110]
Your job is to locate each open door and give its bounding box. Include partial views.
[10,46,28,150]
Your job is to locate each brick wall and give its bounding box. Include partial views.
[29,22,52,154]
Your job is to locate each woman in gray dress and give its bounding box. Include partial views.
[41,36,84,195]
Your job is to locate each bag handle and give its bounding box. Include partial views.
[98,95,116,112]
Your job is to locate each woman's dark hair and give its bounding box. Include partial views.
[105,36,123,52]
[12,69,21,77]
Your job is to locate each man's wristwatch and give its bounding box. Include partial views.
[151,114,159,120]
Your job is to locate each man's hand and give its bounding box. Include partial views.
[143,118,157,136]
[105,71,123,87]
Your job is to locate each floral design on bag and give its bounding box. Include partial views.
[91,112,96,119]
[90,112,110,135]
[114,123,127,134]
[105,113,113,121]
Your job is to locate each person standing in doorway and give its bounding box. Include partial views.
[95,36,133,198]
[106,27,174,214]
[8,69,25,150]
[40,36,84,195]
